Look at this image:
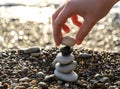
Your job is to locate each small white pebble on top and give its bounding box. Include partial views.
[62,36,75,46]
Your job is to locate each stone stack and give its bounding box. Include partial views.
[52,36,78,82]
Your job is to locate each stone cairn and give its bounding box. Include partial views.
[52,36,78,82]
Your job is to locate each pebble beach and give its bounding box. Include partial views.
[0,0,120,89]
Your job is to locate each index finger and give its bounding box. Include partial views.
[53,25,62,46]
[53,2,76,46]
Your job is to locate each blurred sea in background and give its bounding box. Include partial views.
[0,0,120,23]
[0,0,120,52]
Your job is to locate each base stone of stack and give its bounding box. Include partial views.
[54,69,78,82]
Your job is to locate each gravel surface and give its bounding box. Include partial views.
[0,47,120,89]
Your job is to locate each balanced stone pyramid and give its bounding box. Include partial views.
[52,36,78,82]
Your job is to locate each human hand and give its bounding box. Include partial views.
[52,0,119,46]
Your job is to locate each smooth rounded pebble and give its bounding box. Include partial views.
[55,53,74,64]
[18,47,40,54]
[54,69,78,82]
[19,77,31,82]
[62,36,75,46]
[44,74,56,83]
[55,61,77,73]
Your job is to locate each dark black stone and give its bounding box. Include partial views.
[60,46,73,56]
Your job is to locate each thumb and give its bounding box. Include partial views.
[76,17,96,45]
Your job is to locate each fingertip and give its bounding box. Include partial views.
[54,36,62,46]
[56,42,61,46]
[75,40,82,45]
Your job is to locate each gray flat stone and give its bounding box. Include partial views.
[55,53,74,64]
[55,60,77,73]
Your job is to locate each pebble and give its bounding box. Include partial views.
[13,86,27,89]
[19,82,30,88]
[0,85,4,89]
[108,85,119,89]
[29,80,37,85]
[54,69,78,82]
[98,77,110,83]
[57,80,63,85]
[55,61,77,73]
[94,73,102,78]
[18,47,40,54]
[62,36,75,46]
[33,87,39,89]
[114,81,120,86]
[60,46,73,56]
[55,53,74,64]
[79,53,92,59]
[19,77,31,82]
[11,83,19,88]
[21,67,29,73]
[65,83,69,87]
[94,83,106,88]
[1,52,8,57]
[38,82,48,89]
[36,71,45,79]
[44,74,56,83]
